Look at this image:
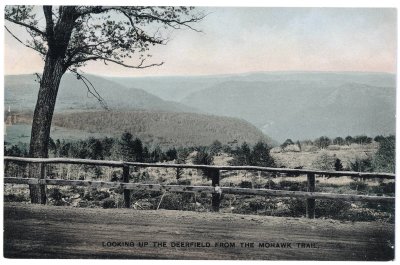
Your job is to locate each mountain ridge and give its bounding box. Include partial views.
[5,71,395,142]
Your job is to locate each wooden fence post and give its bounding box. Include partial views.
[123,165,131,208]
[211,169,221,212]
[306,173,316,219]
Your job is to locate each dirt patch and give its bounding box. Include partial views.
[3,202,394,260]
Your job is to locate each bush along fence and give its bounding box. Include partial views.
[3,156,395,219]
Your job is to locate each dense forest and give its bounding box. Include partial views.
[50,110,272,147]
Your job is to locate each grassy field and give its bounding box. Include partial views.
[270,143,378,169]
[5,124,112,146]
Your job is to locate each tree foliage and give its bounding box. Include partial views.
[373,136,395,173]
[314,136,331,149]
[5,5,205,170]
[281,139,294,149]
[5,6,205,72]
[230,141,275,167]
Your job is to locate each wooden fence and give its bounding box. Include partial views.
[4,156,396,218]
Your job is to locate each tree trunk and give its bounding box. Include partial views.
[29,54,66,204]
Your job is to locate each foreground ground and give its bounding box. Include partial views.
[3,202,394,260]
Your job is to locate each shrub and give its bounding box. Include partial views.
[283,144,301,152]
[240,181,253,188]
[158,193,196,211]
[264,180,276,189]
[177,179,191,186]
[373,136,395,173]
[83,189,110,201]
[101,197,116,208]
[279,180,307,191]
[364,201,395,214]
[315,200,351,219]
[350,157,374,172]
[286,199,306,217]
[49,188,63,201]
[311,152,335,171]
[248,199,266,212]
[131,190,162,201]
[4,193,28,202]
[110,172,120,182]
[370,182,395,196]
[47,188,67,206]
[343,210,377,222]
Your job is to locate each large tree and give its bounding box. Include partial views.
[5,5,204,203]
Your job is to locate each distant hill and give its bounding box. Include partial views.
[108,75,228,102]
[51,110,273,147]
[179,73,396,141]
[108,71,396,102]
[5,74,196,113]
[6,71,395,143]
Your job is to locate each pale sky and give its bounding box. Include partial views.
[4,7,397,77]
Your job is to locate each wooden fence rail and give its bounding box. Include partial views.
[3,156,396,219]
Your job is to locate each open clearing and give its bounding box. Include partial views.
[3,202,394,260]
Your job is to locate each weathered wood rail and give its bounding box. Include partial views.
[4,156,395,218]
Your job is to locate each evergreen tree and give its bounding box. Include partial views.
[132,138,144,162]
[333,137,345,146]
[89,138,104,160]
[143,146,150,162]
[373,136,395,173]
[374,135,385,143]
[350,158,374,172]
[334,158,343,171]
[150,146,164,162]
[345,136,354,145]
[233,142,252,165]
[250,141,276,167]
[314,136,331,149]
[354,135,372,145]
[209,140,223,155]
[296,140,302,151]
[120,132,135,161]
[193,148,213,179]
[165,147,178,161]
[101,137,115,158]
[281,139,294,149]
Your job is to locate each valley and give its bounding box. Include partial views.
[5,71,395,143]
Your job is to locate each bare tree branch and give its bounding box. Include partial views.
[34,73,42,84]
[68,55,164,69]
[4,16,45,36]
[4,26,46,55]
[134,12,206,32]
[68,68,109,110]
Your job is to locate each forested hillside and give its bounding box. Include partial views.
[6,72,395,143]
[109,72,396,141]
[51,111,272,147]
[182,80,395,141]
[5,74,196,113]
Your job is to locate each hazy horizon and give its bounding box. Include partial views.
[4,69,396,79]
